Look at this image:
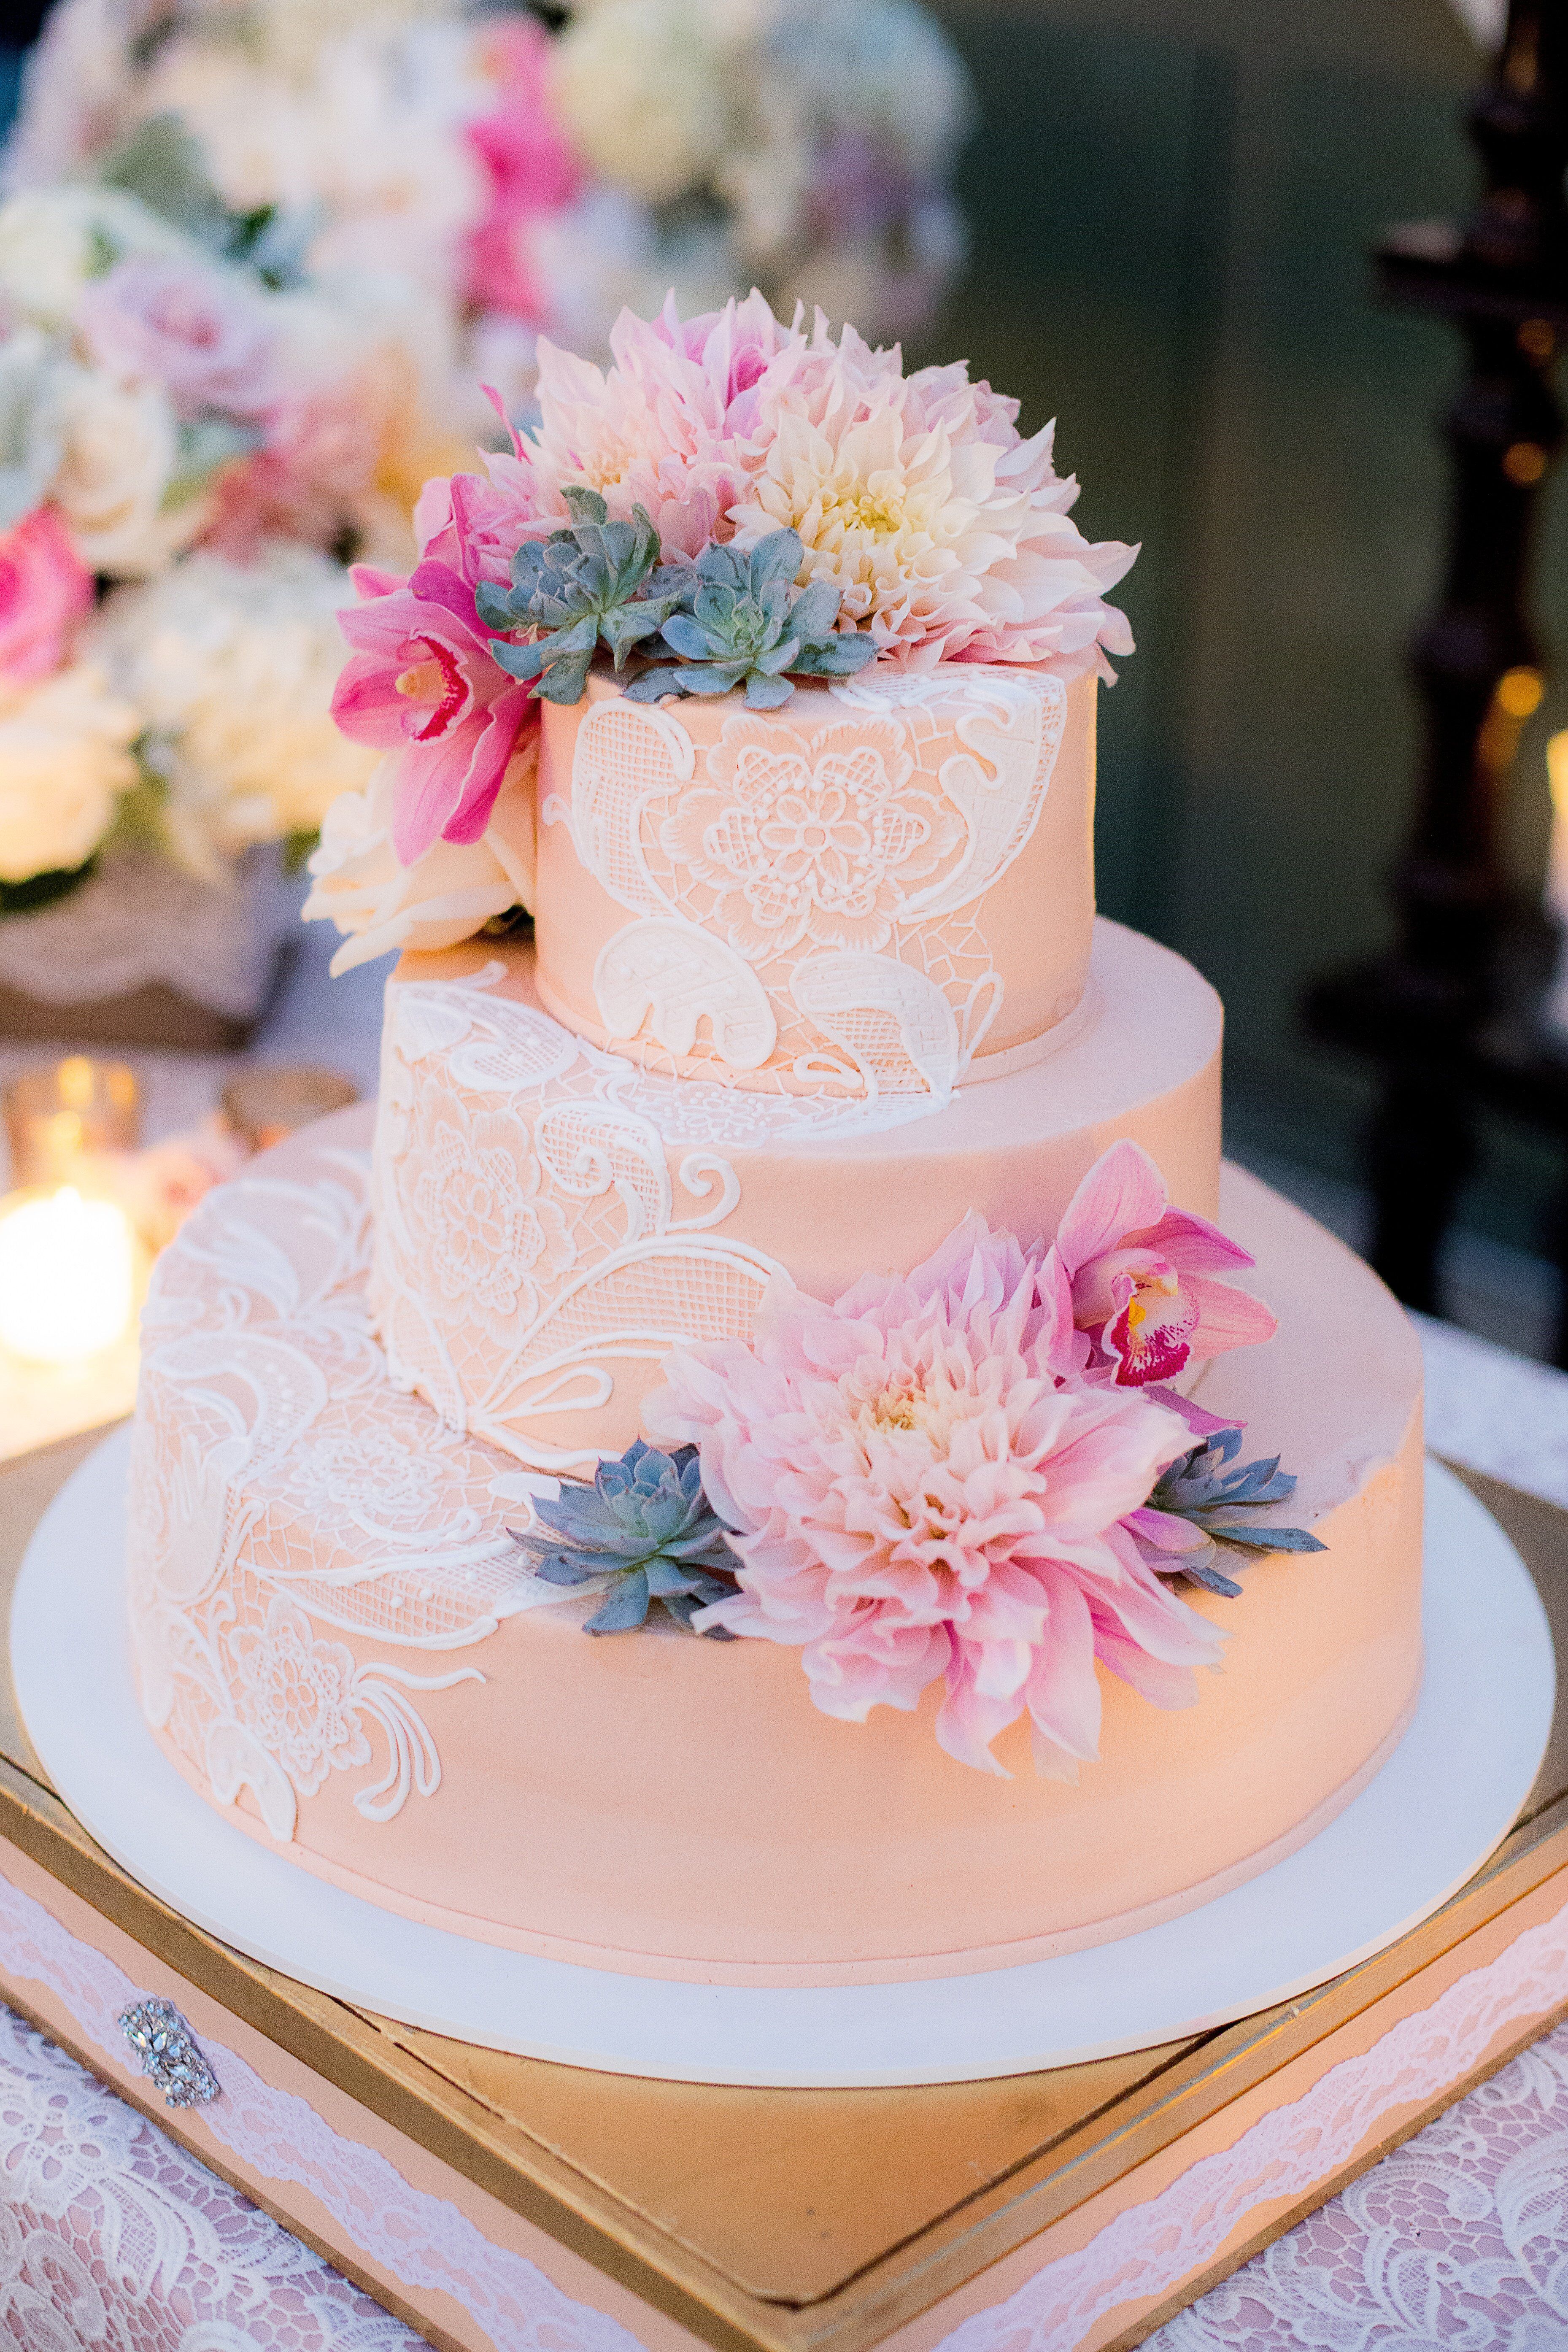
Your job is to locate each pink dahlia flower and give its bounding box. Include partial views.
[645,1214,1220,1779]
[0,507,94,686]
[462,20,583,320]
[729,313,1137,678]
[524,291,804,560]
[331,559,537,864]
[78,255,278,422]
[1048,1140,1277,1388]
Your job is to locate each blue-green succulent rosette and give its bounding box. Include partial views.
[514,1439,741,1636]
[481,490,875,711]
[1125,1419,1325,1596]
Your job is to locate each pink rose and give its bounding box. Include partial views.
[0,507,95,685]
[78,255,278,421]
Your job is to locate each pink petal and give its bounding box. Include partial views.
[1053,1140,1169,1277]
[330,651,412,750]
[407,559,484,646]
[1107,1275,1197,1387]
[1136,1207,1256,1276]
[350,563,409,602]
[440,689,536,844]
[1143,1388,1244,1442]
[389,718,489,863]
[1182,1275,1278,1361]
[1024,1566,1100,1761]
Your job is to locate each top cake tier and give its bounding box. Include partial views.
[507,662,1094,1102]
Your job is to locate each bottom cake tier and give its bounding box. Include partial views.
[127,1110,1423,1987]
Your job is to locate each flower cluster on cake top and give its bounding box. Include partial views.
[514,1141,1321,1780]
[308,290,1137,969]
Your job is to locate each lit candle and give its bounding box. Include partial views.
[0,1187,137,1365]
[1544,730,1568,1034]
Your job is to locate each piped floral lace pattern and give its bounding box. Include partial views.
[542,667,1067,1104]
[0,1866,642,2352]
[128,1131,554,1839]
[373,967,793,1470]
[937,1898,1568,2352]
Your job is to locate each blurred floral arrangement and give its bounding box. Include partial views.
[0,127,472,902]
[6,0,974,414]
[0,0,973,920]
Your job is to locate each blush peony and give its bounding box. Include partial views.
[645,1212,1221,1778]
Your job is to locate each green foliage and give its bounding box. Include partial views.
[624,528,876,710]
[481,487,684,704]
[0,860,97,917]
[100,116,317,287]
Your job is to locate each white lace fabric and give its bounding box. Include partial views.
[0,2004,421,2352]
[0,1866,641,2352]
[540,668,1068,1104]
[1154,2016,1568,2350]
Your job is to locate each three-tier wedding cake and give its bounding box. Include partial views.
[125,295,1423,1986]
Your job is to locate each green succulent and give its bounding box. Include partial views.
[513,1439,740,1636]
[481,486,685,705]
[1146,1426,1326,1596]
[623,528,877,710]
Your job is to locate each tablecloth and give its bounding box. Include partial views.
[3,907,1568,2351]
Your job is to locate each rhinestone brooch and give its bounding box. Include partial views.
[119,1996,220,2108]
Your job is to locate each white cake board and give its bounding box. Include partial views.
[9,1432,1555,2087]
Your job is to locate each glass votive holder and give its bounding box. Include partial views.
[220,1064,358,1154]
[3,1057,141,1190]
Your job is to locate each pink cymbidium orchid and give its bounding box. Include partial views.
[331,558,537,865]
[1047,1140,1277,1388]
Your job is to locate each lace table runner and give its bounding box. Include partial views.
[1,1982,1565,2352]
[0,1996,422,2350]
[1152,2014,1568,2350]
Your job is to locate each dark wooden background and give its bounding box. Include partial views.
[918,0,1567,1258]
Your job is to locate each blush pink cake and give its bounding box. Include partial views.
[125,294,1425,1988]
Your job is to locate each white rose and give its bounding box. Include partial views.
[52,369,198,580]
[0,661,140,882]
[0,327,70,531]
[302,749,537,975]
[89,543,380,875]
[0,186,195,330]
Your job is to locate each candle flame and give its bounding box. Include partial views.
[1550,731,1568,821]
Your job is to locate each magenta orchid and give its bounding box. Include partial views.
[1047,1140,1277,1389]
[331,558,537,864]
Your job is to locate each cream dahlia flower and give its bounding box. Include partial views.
[731,318,1137,678]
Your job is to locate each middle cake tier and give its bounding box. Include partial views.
[372,916,1222,1469]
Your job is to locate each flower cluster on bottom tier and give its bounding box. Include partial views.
[127,1106,1424,1987]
